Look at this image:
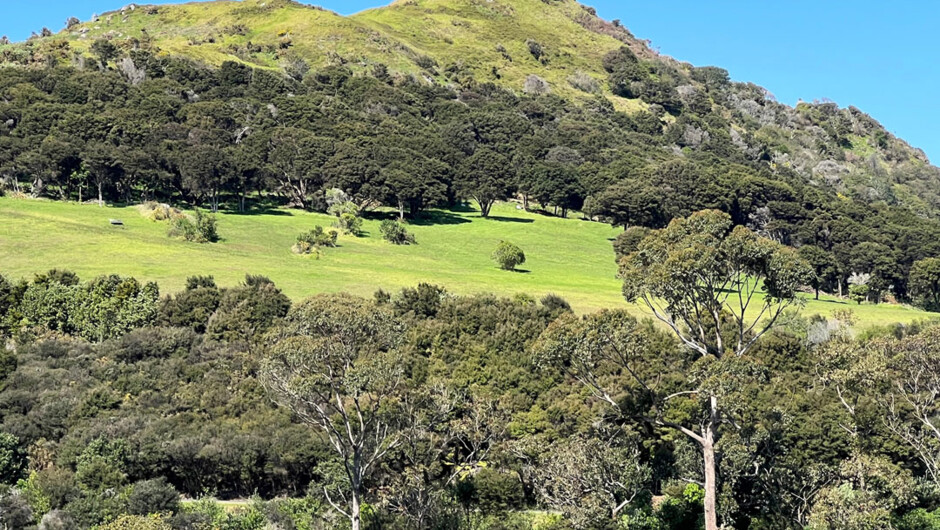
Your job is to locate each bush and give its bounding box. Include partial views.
[540,293,571,314]
[137,202,183,222]
[568,71,600,93]
[380,220,416,245]
[491,241,526,271]
[39,509,79,530]
[97,515,172,530]
[393,284,447,318]
[127,477,180,515]
[0,489,34,530]
[0,433,27,484]
[168,208,218,243]
[334,212,363,236]
[292,226,338,254]
[613,226,652,260]
[327,194,364,236]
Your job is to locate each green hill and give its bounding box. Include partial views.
[4,0,938,212]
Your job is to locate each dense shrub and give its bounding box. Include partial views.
[168,209,218,243]
[292,226,338,254]
[126,478,180,516]
[380,220,416,245]
[0,432,27,484]
[491,241,525,270]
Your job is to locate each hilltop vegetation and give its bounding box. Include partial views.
[1,1,939,312]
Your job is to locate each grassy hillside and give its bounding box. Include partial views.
[0,196,933,327]
[2,0,632,103]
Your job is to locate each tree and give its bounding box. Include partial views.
[266,128,332,210]
[457,149,513,218]
[529,162,584,218]
[177,144,232,212]
[207,274,290,346]
[491,241,525,271]
[81,142,122,207]
[90,39,119,67]
[594,180,669,230]
[910,257,940,311]
[849,284,869,305]
[616,210,812,530]
[535,434,651,527]
[799,245,840,300]
[261,295,406,530]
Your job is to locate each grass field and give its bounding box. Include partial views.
[0,196,935,327]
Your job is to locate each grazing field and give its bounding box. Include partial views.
[0,196,935,326]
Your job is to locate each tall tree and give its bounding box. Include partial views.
[266,128,332,210]
[457,148,513,218]
[909,257,940,311]
[261,294,406,530]
[613,210,809,529]
[799,245,840,300]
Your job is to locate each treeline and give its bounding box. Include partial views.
[3,45,940,303]
[2,214,940,529]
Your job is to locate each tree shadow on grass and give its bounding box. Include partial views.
[223,206,294,217]
[486,216,534,224]
[409,210,472,226]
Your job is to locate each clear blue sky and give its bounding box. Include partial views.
[2,1,937,162]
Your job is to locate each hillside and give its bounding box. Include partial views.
[0,196,933,327]
[3,0,939,214]
[3,0,940,316]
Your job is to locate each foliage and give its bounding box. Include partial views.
[491,241,526,271]
[0,432,27,484]
[292,226,338,254]
[910,258,940,311]
[168,209,219,243]
[379,220,416,245]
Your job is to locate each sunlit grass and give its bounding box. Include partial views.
[1,196,935,329]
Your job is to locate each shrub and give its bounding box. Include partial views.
[0,489,34,530]
[137,202,183,222]
[334,212,363,236]
[97,515,172,530]
[849,283,870,305]
[127,477,180,515]
[491,241,525,271]
[168,208,218,243]
[567,71,600,93]
[523,74,550,96]
[39,509,79,530]
[613,226,652,260]
[326,193,364,235]
[540,293,571,314]
[525,39,544,61]
[380,220,416,245]
[0,432,27,484]
[393,284,447,318]
[292,226,338,254]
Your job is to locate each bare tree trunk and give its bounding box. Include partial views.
[351,491,361,530]
[703,395,719,530]
[398,200,405,221]
[98,181,103,207]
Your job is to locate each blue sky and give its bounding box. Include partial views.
[2,1,937,162]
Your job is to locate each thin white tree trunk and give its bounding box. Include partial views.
[703,395,719,530]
